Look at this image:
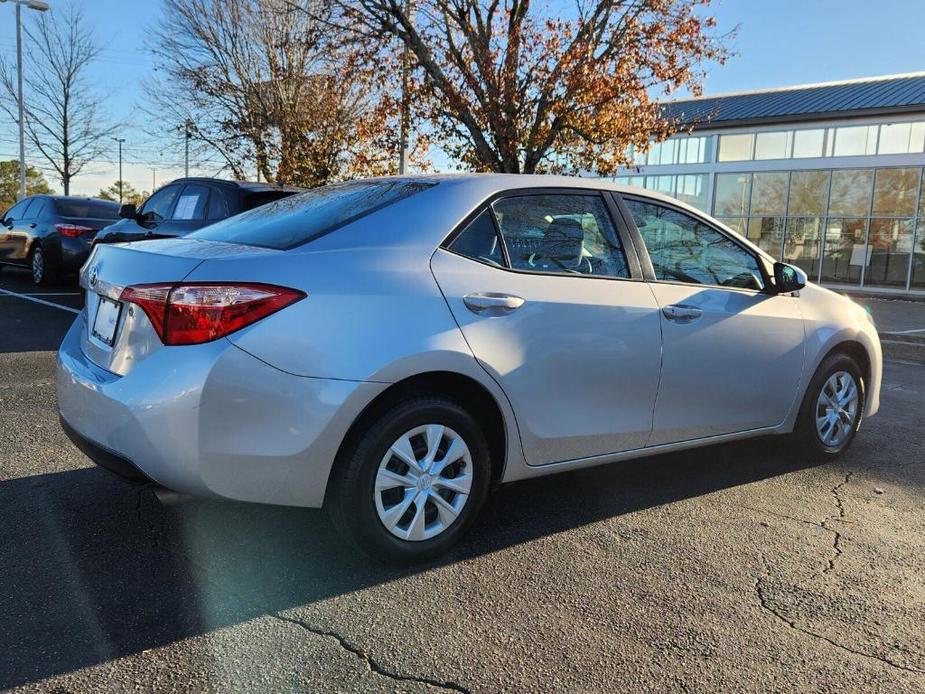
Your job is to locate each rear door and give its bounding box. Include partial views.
[619,195,805,445]
[431,189,663,466]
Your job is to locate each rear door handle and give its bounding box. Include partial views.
[662,304,703,323]
[463,292,525,316]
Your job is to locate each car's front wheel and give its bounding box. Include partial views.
[326,395,492,563]
[792,352,865,460]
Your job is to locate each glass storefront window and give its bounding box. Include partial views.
[792,129,826,158]
[646,175,675,196]
[873,168,919,216]
[821,218,868,285]
[718,134,754,162]
[750,172,789,215]
[754,131,792,160]
[912,222,925,290]
[713,173,752,216]
[879,123,915,154]
[716,217,746,235]
[676,137,709,164]
[675,174,708,211]
[829,169,873,216]
[747,216,785,258]
[865,218,914,287]
[831,125,877,157]
[788,170,830,215]
[784,217,823,279]
[831,125,878,157]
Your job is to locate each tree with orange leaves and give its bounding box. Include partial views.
[320,0,730,175]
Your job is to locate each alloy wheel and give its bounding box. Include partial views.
[31,248,44,285]
[374,424,473,541]
[815,370,859,448]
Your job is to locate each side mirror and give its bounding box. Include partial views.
[119,203,137,220]
[774,262,807,294]
[4,217,13,228]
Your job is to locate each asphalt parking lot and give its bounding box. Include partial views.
[1,265,924,692]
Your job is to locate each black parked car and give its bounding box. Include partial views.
[0,195,121,285]
[94,177,305,246]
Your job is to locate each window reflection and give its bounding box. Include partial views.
[788,170,830,216]
[718,134,754,162]
[912,222,925,290]
[873,168,919,216]
[750,172,789,215]
[821,218,868,285]
[747,217,785,258]
[783,217,823,278]
[714,173,752,216]
[829,170,873,216]
[865,218,914,287]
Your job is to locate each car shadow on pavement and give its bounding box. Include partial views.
[0,435,828,689]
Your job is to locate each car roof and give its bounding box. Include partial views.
[27,195,118,203]
[162,177,306,193]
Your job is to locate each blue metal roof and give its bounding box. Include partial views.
[663,73,925,129]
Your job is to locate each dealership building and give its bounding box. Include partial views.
[615,72,925,294]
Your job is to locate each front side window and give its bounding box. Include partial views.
[171,184,210,221]
[140,185,181,222]
[490,194,629,278]
[3,199,29,221]
[624,198,765,291]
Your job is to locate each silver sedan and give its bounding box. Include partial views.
[57,175,882,562]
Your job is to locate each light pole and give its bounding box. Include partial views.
[184,119,192,177]
[1,0,50,201]
[113,137,125,203]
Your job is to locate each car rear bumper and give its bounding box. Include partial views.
[56,316,386,507]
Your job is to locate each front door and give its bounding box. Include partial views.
[431,190,663,466]
[621,196,805,446]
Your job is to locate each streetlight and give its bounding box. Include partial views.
[113,137,125,203]
[0,0,50,201]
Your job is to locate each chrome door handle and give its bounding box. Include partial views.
[662,304,703,323]
[463,292,525,316]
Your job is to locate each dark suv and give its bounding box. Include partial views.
[94,178,305,245]
[0,195,121,285]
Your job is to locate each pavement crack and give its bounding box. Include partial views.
[820,472,853,575]
[754,554,925,675]
[270,612,470,692]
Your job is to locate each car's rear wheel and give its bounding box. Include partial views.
[326,395,491,563]
[30,245,57,286]
[792,352,865,460]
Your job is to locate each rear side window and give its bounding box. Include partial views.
[491,194,630,278]
[191,180,434,249]
[207,189,232,219]
[53,199,120,219]
[449,210,504,266]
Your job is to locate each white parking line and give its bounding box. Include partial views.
[889,327,925,334]
[23,292,81,297]
[0,287,80,314]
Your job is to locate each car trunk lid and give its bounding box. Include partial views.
[79,239,279,375]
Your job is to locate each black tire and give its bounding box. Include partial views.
[30,244,57,286]
[791,352,866,461]
[326,394,492,564]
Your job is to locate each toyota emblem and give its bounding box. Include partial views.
[89,265,99,287]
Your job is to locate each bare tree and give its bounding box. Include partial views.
[0,3,117,194]
[317,0,730,175]
[148,0,421,187]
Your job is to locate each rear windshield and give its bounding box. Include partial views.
[241,190,300,212]
[190,180,435,249]
[53,199,120,219]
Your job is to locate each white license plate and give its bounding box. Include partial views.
[92,295,121,346]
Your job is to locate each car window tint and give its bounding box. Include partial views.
[191,180,434,250]
[490,194,629,278]
[28,199,47,219]
[53,199,120,218]
[241,190,297,212]
[448,209,505,267]
[624,198,765,290]
[4,199,28,220]
[206,188,231,219]
[171,184,210,221]
[20,198,38,218]
[140,185,181,222]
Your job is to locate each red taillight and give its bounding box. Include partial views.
[120,283,305,346]
[56,223,96,238]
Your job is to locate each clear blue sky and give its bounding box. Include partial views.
[0,0,922,195]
